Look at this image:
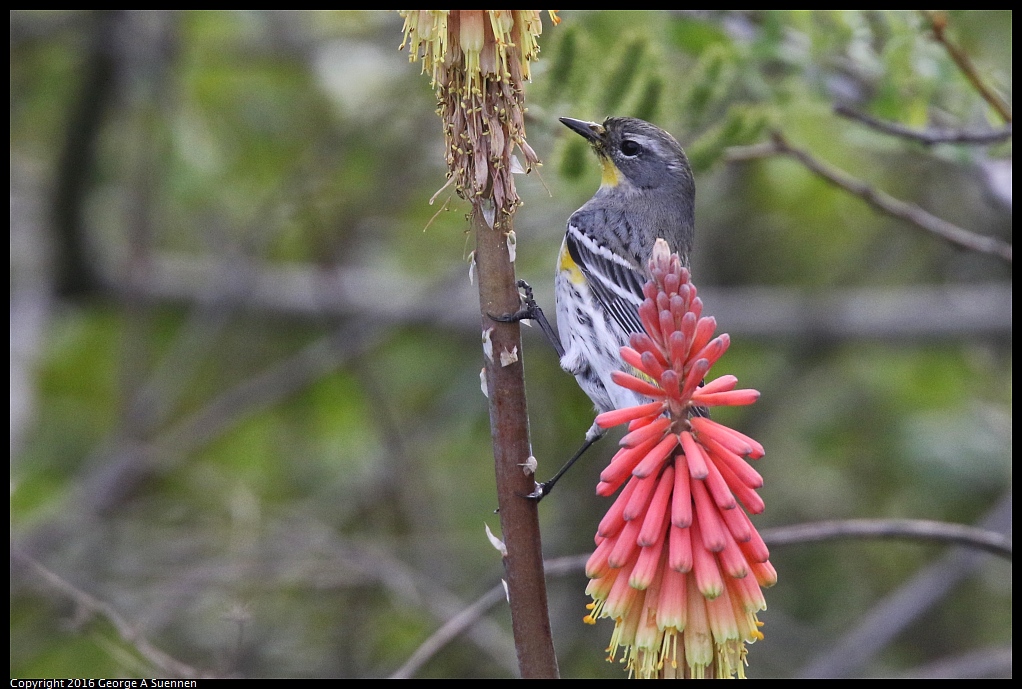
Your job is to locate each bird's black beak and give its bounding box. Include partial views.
[560,117,606,145]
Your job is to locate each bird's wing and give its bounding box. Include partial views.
[565,220,647,336]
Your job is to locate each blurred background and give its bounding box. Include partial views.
[10,10,1011,678]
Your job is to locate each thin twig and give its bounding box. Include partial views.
[391,509,1013,676]
[834,105,1012,145]
[390,554,592,678]
[12,549,211,678]
[78,320,386,514]
[925,10,1012,124]
[798,493,1012,678]
[901,645,1013,679]
[761,518,1011,560]
[734,133,1013,262]
[390,585,509,679]
[309,537,518,677]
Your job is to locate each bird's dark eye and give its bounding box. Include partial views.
[619,140,641,157]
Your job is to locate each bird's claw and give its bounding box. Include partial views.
[490,307,534,323]
[489,279,541,324]
[524,481,551,502]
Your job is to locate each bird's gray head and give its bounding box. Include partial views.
[560,116,694,195]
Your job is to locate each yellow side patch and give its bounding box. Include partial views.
[558,243,585,284]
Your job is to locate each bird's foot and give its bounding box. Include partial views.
[523,480,552,502]
[489,279,542,324]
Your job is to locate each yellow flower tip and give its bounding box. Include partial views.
[583,615,597,625]
[548,10,561,25]
[699,584,723,600]
[752,628,765,641]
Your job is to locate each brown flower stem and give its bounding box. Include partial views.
[473,205,559,679]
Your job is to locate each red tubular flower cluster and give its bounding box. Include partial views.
[584,240,776,679]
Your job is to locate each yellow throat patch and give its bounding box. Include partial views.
[600,155,620,187]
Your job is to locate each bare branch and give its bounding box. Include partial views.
[124,256,1014,340]
[722,141,779,162]
[390,585,509,679]
[798,493,1012,678]
[11,549,212,678]
[925,11,1012,124]
[133,254,478,328]
[390,505,1016,678]
[761,519,1012,560]
[704,281,1012,342]
[731,133,1013,262]
[310,538,519,677]
[834,105,1012,145]
[391,555,593,679]
[78,319,387,514]
[903,645,1013,679]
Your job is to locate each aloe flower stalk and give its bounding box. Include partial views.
[585,239,775,679]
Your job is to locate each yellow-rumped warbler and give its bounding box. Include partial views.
[506,116,696,498]
[555,116,695,419]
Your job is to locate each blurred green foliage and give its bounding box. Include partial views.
[10,10,1011,679]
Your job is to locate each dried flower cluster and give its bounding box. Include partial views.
[585,239,775,679]
[399,10,556,222]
